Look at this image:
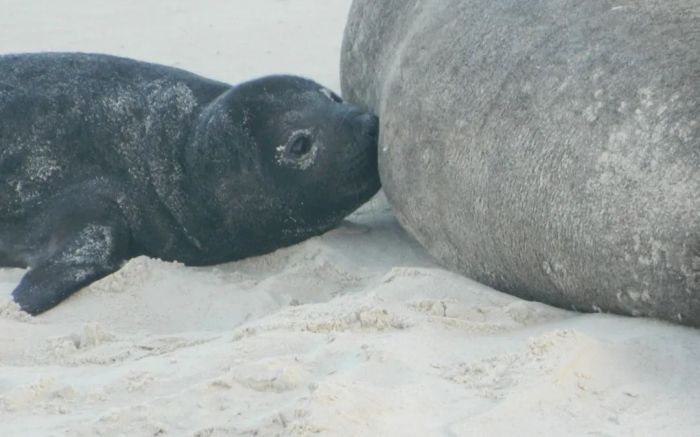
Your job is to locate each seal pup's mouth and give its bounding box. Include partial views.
[342,137,381,203]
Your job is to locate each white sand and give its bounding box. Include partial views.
[1,1,699,436]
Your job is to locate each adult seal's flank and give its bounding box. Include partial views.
[0,53,380,315]
[341,0,700,326]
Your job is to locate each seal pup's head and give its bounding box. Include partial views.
[187,75,380,249]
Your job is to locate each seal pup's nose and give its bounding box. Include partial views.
[354,113,379,139]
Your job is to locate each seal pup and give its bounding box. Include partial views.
[341,0,700,326]
[0,52,380,315]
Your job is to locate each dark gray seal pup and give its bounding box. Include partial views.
[0,52,380,315]
[341,0,700,326]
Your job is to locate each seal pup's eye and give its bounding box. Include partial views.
[276,129,317,170]
[287,133,313,157]
[319,88,343,103]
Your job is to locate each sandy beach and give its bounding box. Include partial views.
[1,1,699,436]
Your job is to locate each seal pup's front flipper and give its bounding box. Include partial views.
[11,218,130,316]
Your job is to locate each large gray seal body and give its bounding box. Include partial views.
[1,53,380,315]
[341,0,700,325]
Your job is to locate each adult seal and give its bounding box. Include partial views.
[0,52,380,315]
[341,0,700,326]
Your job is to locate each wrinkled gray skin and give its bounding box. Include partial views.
[341,0,700,326]
[1,53,380,315]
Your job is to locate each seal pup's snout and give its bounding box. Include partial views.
[354,113,379,140]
